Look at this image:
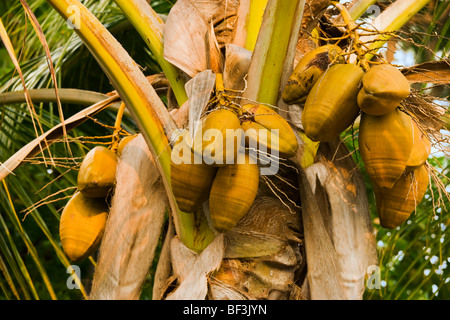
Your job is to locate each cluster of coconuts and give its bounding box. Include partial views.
[282,46,431,229]
[357,64,431,229]
[59,136,135,262]
[170,104,299,233]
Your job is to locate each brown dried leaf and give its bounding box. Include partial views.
[401,60,450,84]
[166,234,225,300]
[185,69,216,137]
[164,0,209,77]
[206,22,224,74]
[192,0,239,47]
[192,0,239,26]
[232,0,250,48]
[301,0,330,35]
[223,43,252,91]
[89,134,168,300]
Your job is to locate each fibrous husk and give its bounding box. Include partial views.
[206,22,224,73]
[293,0,329,65]
[152,216,175,300]
[89,134,168,300]
[296,139,378,300]
[301,0,330,35]
[208,196,306,300]
[401,60,450,85]
[402,93,446,136]
[165,233,225,300]
[223,43,252,91]
[191,0,239,48]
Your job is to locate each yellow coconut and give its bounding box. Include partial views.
[193,109,242,166]
[209,154,259,233]
[359,109,414,189]
[77,146,118,198]
[240,104,298,158]
[374,164,429,229]
[59,192,108,262]
[406,121,431,169]
[302,63,364,142]
[170,135,217,212]
[117,134,138,157]
[282,45,344,104]
[357,64,410,116]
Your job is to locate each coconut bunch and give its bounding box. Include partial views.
[282,45,431,229]
[59,135,136,262]
[357,65,431,229]
[170,102,299,234]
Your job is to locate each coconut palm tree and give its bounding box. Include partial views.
[0,0,448,300]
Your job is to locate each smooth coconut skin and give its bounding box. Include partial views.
[374,164,429,229]
[357,64,410,116]
[406,121,431,170]
[117,134,138,156]
[59,192,108,262]
[170,137,218,213]
[209,154,259,233]
[77,146,118,198]
[302,63,364,142]
[240,104,298,158]
[282,45,344,105]
[194,109,242,166]
[359,109,414,189]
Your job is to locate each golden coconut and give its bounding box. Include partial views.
[77,146,118,198]
[59,192,108,262]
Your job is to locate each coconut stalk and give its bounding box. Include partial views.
[243,0,305,106]
[334,0,378,25]
[0,88,120,109]
[233,0,269,52]
[112,0,188,106]
[46,0,214,252]
[360,0,432,61]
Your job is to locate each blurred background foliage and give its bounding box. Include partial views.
[0,0,448,300]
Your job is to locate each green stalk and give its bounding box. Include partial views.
[46,0,213,252]
[348,0,378,21]
[362,0,432,61]
[333,0,378,27]
[244,0,269,52]
[112,0,188,106]
[243,0,304,106]
[0,88,118,107]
